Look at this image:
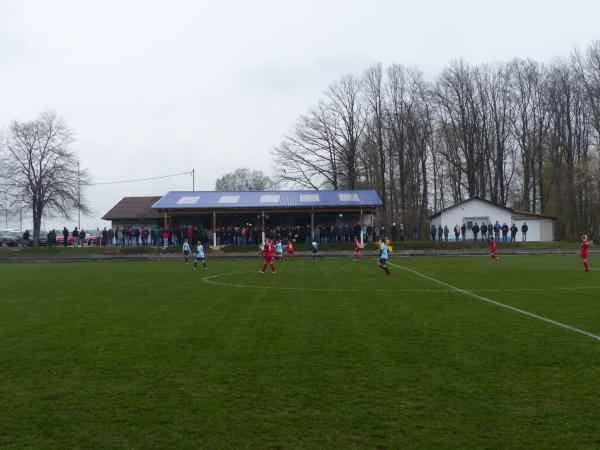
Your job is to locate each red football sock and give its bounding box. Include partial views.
[261,263,267,272]
[270,263,276,272]
[584,261,589,272]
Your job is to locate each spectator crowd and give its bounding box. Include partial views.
[430,222,529,243]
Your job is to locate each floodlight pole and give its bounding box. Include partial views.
[360,209,364,246]
[77,161,81,230]
[310,209,314,241]
[261,211,265,245]
[192,169,195,192]
[213,211,217,247]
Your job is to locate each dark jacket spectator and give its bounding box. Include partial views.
[22,230,30,247]
[481,223,488,241]
[391,223,398,241]
[443,225,449,242]
[437,225,443,242]
[62,227,69,246]
[430,224,437,241]
[521,223,528,242]
[472,223,480,241]
[501,223,509,242]
[510,224,518,242]
[461,223,466,240]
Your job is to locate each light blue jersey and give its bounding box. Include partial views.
[182,242,191,252]
[276,242,283,254]
[379,243,389,260]
[311,241,319,253]
[196,244,205,259]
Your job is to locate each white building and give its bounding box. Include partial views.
[429,197,556,242]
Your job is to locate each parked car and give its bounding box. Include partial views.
[85,235,102,246]
[82,229,102,246]
[22,230,49,246]
[54,234,74,246]
[0,230,23,247]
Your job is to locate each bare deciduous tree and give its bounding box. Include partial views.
[1,112,89,246]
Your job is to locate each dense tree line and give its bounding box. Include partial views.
[273,42,600,239]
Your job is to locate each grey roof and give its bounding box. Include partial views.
[152,190,382,210]
[428,197,513,220]
[102,196,163,220]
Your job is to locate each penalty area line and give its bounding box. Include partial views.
[387,262,600,343]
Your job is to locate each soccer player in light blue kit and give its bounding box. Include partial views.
[193,241,207,270]
[275,240,284,262]
[182,239,191,264]
[311,240,320,260]
[378,237,390,275]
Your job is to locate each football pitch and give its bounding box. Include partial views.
[2,255,600,448]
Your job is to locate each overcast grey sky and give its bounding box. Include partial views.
[1,0,599,231]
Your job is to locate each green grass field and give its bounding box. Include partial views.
[2,255,600,449]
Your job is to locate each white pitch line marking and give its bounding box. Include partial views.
[387,262,600,342]
[202,271,600,294]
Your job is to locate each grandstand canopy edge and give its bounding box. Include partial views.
[152,189,382,245]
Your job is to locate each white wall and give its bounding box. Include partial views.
[540,218,554,241]
[511,218,540,242]
[431,200,555,242]
[434,199,512,241]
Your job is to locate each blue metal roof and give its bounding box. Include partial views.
[152,190,382,210]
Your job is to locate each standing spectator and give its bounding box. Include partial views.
[454,224,460,242]
[412,224,419,241]
[72,227,80,247]
[510,224,518,242]
[47,230,53,247]
[430,224,437,241]
[391,222,398,242]
[399,224,405,242]
[481,223,488,242]
[79,229,87,247]
[161,229,170,248]
[461,223,466,241]
[501,222,509,243]
[143,227,149,246]
[102,227,108,246]
[437,225,443,242]
[62,227,69,247]
[493,221,501,241]
[521,222,528,242]
[472,222,480,242]
[22,230,30,248]
[108,228,114,246]
[443,225,449,242]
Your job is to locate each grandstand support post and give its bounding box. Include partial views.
[163,211,167,228]
[213,211,217,247]
[310,210,314,241]
[261,211,265,245]
[360,209,364,246]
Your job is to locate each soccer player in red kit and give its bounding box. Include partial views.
[581,234,590,272]
[285,240,294,260]
[490,236,498,262]
[353,236,360,262]
[260,239,276,273]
